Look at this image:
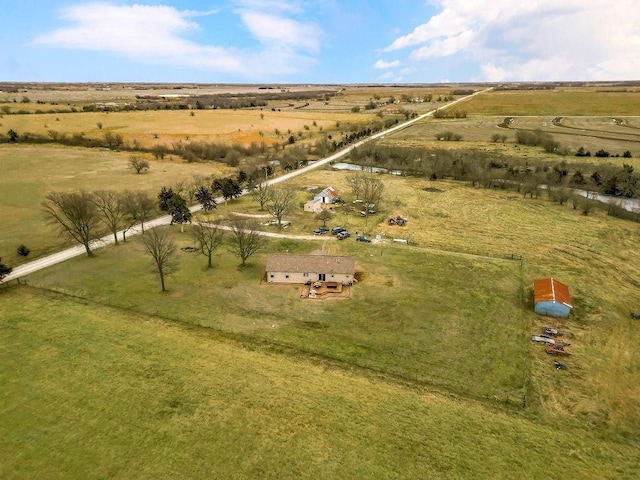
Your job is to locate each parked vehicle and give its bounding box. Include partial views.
[331,227,347,235]
[337,231,350,240]
[389,216,407,225]
[313,227,329,235]
[553,360,568,370]
[359,210,376,216]
[355,235,372,243]
[531,335,555,345]
[545,327,560,336]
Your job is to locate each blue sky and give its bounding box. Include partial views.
[2,1,639,83]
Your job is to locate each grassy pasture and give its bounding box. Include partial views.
[17,167,640,439]
[226,170,640,437]
[464,89,640,116]
[2,287,638,479]
[26,226,527,404]
[0,109,369,148]
[0,144,233,264]
[387,115,640,159]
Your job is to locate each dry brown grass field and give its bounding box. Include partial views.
[0,109,373,148]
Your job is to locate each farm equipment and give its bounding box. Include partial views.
[553,360,568,370]
[546,347,571,356]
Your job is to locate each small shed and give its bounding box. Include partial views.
[304,186,339,212]
[533,278,573,318]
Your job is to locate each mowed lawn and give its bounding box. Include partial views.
[26,229,527,404]
[0,144,232,264]
[1,286,638,480]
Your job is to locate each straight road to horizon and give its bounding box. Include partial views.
[1,88,491,284]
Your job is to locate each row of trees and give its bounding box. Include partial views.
[348,144,640,199]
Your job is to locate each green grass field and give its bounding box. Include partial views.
[2,86,640,477]
[25,227,527,404]
[1,286,638,479]
[0,144,233,264]
[463,89,640,116]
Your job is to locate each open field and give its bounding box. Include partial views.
[218,170,640,437]
[0,144,234,264]
[0,108,373,148]
[384,115,640,159]
[26,228,527,404]
[463,89,640,116]
[2,85,640,477]
[2,287,638,479]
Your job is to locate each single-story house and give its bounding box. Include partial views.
[265,253,355,285]
[533,278,573,318]
[303,186,339,213]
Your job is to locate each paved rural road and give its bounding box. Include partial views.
[1,88,491,285]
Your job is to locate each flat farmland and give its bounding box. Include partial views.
[463,89,640,116]
[1,109,372,148]
[2,287,637,479]
[26,228,527,404]
[0,144,232,264]
[388,115,640,159]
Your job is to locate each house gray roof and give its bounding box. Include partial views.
[266,254,355,274]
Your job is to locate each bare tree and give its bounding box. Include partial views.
[229,217,266,267]
[359,174,384,227]
[347,170,364,200]
[122,190,155,238]
[141,228,177,292]
[268,187,296,228]
[192,221,224,268]
[129,156,149,174]
[92,190,125,245]
[43,191,100,257]
[251,181,273,211]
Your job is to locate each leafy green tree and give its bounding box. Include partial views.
[0,258,12,281]
[195,186,217,212]
[158,187,175,211]
[17,245,30,257]
[167,193,192,231]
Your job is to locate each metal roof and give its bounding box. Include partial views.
[266,254,355,274]
[534,278,573,308]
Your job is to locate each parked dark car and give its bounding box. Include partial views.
[313,227,329,235]
[331,227,347,235]
[355,235,371,243]
[337,231,350,240]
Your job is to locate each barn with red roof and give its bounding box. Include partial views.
[533,278,573,318]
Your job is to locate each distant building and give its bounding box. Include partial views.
[265,252,355,285]
[533,278,573,318]
[304,186,339,213]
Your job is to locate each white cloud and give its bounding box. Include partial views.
[239,11,320,52]
[33,1,322,77]
[383,0,640,81]
[374,59,401,69]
